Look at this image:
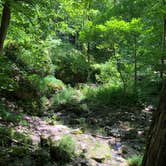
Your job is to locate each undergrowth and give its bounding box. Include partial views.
[50,135,76,163]
[127,155,143,166]
[83,85,140,107]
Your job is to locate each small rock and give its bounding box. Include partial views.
[49,135,61,144]
[30,135,41,146]
[120,145,128,154]
[87,159,98,166]
[71,128,83,134]
[137,130,144,136]
[89,118,98,124]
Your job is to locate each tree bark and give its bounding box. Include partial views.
[0,2,11,54]
[160,18,166,79]
[113,46,126,93]
[142,3,166,164]
[142,81,166,166]
[133,36,137,93]
[160,0,166,79]
[87,42,91,82]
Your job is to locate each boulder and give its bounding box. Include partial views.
[86,141,111,163]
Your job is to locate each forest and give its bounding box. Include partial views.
[0,0,165,166]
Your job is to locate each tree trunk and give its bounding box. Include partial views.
[0,2,11,54]
[160,0,166,79]
[117,61,126,93]
[142,81,166,166]
[143,3,166,164]
[133,36,137,93]
[160,18,166,79]
[87,42,91,82]
[113,46,126,93]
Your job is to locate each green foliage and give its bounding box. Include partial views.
[0,102,27,125]
[4,41,55,76]
[0,126,30,147]
[84,85,138,107]
[137,78,162,106]
[0,56,18,92]
[50,135,75,162]
[1,42,65,111]
[127,155,143,166]
[52,87,83,106]
[28,75,65,97]
[51,43,89,84]
[1,0,163,165]
[93,60,121,85]
[0,0,163,110]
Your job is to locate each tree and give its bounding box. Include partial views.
[161,0,166,79]
[142,1,166,165]
[142,81,166,166]
[0,1,11,54]
[0,0,55,54]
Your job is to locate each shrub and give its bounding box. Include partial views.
[0,56,18,93]
[0,126,31,147]
[84,84,138,107]
[51,43,89,84]
[93,61,121,85]
[50,135,75,162]
[4,42,55,76]
[127,155,143,166]
[28,75,65,97]
[137,78,162,106]
[52,87,83,106]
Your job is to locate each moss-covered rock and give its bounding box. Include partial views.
[86,141,111,162]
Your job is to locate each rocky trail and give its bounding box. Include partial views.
[0,104,153,166]
[14,114,128,166]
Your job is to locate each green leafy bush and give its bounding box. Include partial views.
[84,84,138,107]
[137,78,162,106]
[127,155,143,166]
[4,42,55,76]
[0,56,18,92]
[27,75,65,97]
[0,102,18,121]
[51,43,89,84]
[0,126,30,147]
[52,87,83,106]
[93,60,121,85]
[50,135,75,162]
[0,105,23,124]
